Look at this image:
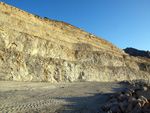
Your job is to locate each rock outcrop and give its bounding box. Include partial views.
[0,1,150,82]
[124,47,150,59]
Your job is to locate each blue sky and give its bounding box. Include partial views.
[1,0,150,51]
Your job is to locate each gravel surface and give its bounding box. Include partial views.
[0,81,129,113]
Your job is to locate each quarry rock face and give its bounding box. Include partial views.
[0,1,150,82]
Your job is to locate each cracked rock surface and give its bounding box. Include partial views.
[0,1,150,82]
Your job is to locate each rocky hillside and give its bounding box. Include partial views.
[124,47,150,58]
[0,1,150,82]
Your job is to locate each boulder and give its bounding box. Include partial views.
[142,87,148,91]
[127,103,133,112]
[131,102,142,113]
[119,102,129,112]
[118,94,126,101]
[102,81,150,113]
[136,90,150,100]
[128,96,136,103]
[110,105,121,113]
[138,96,148,106]
[101,103,111,112]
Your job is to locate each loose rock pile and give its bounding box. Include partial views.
[102,80,150,113]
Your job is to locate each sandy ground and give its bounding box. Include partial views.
[0,81,128,113]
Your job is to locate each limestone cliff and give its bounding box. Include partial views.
[0,1,150,82]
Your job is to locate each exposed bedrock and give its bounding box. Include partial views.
[0,1,150,82]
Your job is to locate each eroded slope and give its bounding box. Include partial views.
[0,1,150,82]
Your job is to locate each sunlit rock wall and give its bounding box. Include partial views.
[0,1,150,82]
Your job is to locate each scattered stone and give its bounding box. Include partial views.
[110,105,121,113]
[136,90,150,100]
[127,103,133,112]
[119,102,125,112]
[142,87,148,91]
[109,98,118,103]
[118,94,126,101]
[112,101,118,106]
[143,105,149,113]
[109,95,115,99]
[101,103,111,112]
[102,80,150,113]
[132,102,142,113]
[108,110,113,113]
[138,96,148,106]
[125,90,132,96]
[128,96,137,106]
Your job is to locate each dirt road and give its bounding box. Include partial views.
[0,81,128,113]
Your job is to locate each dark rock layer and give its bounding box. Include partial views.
[124,47,150,58]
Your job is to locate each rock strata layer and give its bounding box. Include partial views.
[0,1,150,82]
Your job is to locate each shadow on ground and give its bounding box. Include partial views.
[46,82,129,113]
